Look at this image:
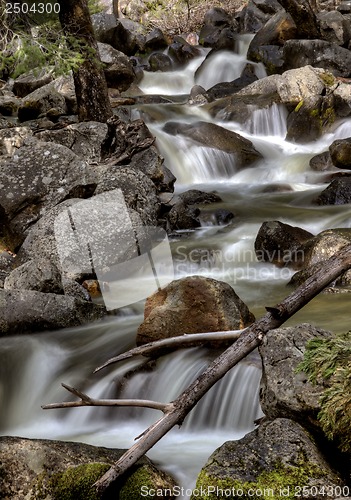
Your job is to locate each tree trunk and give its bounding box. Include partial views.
[58,0,113,122]
[112,0,119,18]
[278,0,320,39]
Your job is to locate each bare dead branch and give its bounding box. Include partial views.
[41,244,351,494]
[42,383,172,413]
[92,244,351,494]
[93,330,242,373]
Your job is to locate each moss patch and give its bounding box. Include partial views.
[294,100,304,112]
[48,462,110,500]
[318,72,336,87]
[120,464,176,499]
[193,461,325,499]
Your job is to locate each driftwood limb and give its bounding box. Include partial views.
[92,244,351,494]
[93,330,242,373]
[42,383,172,413]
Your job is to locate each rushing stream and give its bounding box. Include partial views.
[1,38,351,497]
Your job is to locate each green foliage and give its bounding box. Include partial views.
[0,32,91,78]
[0,0,102,79]
[297,331,351,453]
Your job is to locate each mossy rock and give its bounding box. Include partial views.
[0,437,177,499]
[193,418,345,500]
[286,95,336,143]
[194,462,324,500]
[48,463,110,500]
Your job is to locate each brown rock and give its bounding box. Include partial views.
[136,276,254,345]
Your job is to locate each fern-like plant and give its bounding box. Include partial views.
[297,330,351,453]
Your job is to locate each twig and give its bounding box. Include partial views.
[42,383,172,413]
[93,330,242,373]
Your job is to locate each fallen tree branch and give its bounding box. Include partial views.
[93,330,242,373]
[42,383,172,413]
[93,244,351,493]
[42,244,351,495]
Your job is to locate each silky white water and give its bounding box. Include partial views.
[1,41,351,498]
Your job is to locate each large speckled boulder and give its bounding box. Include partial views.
[194,418,345,500]
[0,139,94,247]
[0,436,177,499]
[136,276,255,345]
[35,121,109,164]
[95,167,160,225]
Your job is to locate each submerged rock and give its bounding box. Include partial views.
[136,275,255,345]
[0,436,177,499]
[163,121,263,170]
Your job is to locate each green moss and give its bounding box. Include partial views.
[48,463,110,500]
[308,105,335,133]
[119,464,172,500]
[193,461,325,499]
[294,100,304,112]
[319,72,336,87]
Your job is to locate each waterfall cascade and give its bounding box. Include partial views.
[1,38,350,498]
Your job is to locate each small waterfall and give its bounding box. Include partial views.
[116,348,262,431]
[139,55,207,95]
[243,103,288,138]
[195,51,250,89]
